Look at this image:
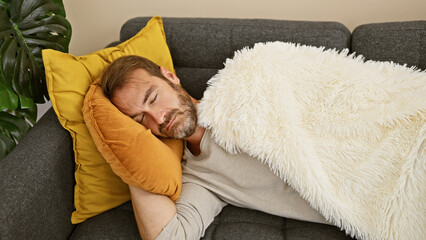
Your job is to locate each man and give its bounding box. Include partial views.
[102,55,329,240]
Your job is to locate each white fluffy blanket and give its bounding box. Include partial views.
[197,42,426,240]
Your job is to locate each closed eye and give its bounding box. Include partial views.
[133,113,145,123]
[150,94,158,104]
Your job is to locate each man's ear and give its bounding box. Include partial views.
[160,66,180,85]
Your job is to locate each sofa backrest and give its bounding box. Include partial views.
[352,21,426,70]
[119,17,351,99]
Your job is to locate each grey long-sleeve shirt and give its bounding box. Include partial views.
[156,130,329,240]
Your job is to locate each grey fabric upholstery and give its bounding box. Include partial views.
[352,21,426,70]
[0,108,75,239]
[70,202,140,240]
[202,205,352,240]
[1,17,424,240]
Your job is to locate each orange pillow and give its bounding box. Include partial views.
[82,79,182,201]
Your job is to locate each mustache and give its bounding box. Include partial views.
[159,109,179,132]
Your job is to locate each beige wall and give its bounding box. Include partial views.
[37,0,426,119]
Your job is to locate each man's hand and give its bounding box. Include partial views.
[129,185,177,240]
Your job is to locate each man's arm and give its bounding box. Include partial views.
[129,185,176,240]
[130,182,227,240]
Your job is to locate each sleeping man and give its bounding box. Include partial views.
[101,55,333,240]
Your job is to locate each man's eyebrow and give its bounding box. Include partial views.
[143,85,157,105]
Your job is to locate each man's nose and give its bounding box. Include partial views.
[150,109,167,125]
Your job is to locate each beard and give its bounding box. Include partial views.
[158,87,197,139]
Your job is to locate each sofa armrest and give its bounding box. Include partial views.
[0,108,75,239]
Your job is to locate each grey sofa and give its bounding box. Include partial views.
[1,17,425,240]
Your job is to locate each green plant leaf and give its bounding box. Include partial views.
[0,0,71,103]
[18,93,35,109]
[0,1,10,12]
[0,79,18,111]
[0,0,71,161]
[0,103,36,161]
[11,102,37,124]
[51,0,66,17]
[0,134,15,160]
[0,111,31,143]
[0,48,19,111]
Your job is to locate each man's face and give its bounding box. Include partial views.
[111,68,197,139]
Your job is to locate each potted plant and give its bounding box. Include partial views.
[0,0,71,160]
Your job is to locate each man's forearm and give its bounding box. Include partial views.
[129,184,177,240]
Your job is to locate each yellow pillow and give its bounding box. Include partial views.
[42,16,182,224]
[82,79,182,201]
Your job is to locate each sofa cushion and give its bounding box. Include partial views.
[203,206,355,240]
[71,202,354,240]
[119,17,351,99]
[43,16,180,224]
[69,202,140,240]
[352,21,426,70]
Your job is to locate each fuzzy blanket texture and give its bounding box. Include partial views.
[197,42,426,240]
